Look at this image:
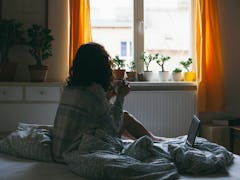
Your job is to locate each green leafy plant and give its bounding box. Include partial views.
[112,55,125,69]
[126,61,136,81]
[127,61,136,72]
[140,52,157,72]
[173,68,182,73]
[156,54,171,72]
[27,24,54,66]
[0,19,25,62]
[180,58,192,72]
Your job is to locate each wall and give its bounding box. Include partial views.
[1,0,69,82]
[219,0,240,116]
[47,0,69,82]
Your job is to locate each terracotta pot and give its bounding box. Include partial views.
[28,65,48,82]
[126,71,136,81]
[137,73,144,81]
[112,69,126,80]
[0,62,18,81]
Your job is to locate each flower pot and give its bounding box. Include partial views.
[0,62,18,81]
[112,69,126,80]
[126,71,136,81]
[137,73,144,81]
[158,71,169,81]
[172,72,182,81]
[28,65,48,82]
[143,71,153,81]
[184,72,196,81]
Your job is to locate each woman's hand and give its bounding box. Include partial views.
[115,80,130,97]
[106,86,116,100]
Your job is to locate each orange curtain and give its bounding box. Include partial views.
[69,0,92,67]
[196,0,224,112]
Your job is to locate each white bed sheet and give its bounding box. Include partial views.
[0,153,86,180]
[180,154,240,180]
[0,153,239,180]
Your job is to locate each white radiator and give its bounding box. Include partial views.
[123,91,197,137]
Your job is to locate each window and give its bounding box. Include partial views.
[121,41,127,56]
[90,0,193,74]
[90,0,133,70]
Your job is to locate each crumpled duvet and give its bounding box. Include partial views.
[62,129,234,180]
[158,137,234,175]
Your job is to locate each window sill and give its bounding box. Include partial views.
[0,81,197,91]
[0,82,65,86]
[129,81,197,91]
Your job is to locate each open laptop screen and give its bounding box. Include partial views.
[186,115,200,147]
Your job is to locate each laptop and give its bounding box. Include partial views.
[185,115,200,147]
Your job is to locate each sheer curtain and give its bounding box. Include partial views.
[196,0,224,112]
[69,0,92,67]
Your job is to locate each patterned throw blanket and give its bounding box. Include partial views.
[0,124,234,180]
[62,129,234,180]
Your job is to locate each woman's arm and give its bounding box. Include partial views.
[109,80,130,133]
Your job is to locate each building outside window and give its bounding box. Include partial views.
[90,0,192,74]
[121,41,127,57]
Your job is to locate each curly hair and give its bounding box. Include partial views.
[67,42,113,91]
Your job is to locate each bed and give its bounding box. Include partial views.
[0,153,85,180]
[0,123,239,180]
[0,153,239,180]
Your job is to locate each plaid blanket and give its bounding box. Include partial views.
[52,83,124,162]
[0,124,234,179]
[62,132,233,180]
[63,131,178,180]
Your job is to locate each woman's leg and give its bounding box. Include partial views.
[120,111,167,141]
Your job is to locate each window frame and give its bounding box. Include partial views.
[133,0,196,74]
[90,0,196,77]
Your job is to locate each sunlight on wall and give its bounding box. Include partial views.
[48,0,69,82]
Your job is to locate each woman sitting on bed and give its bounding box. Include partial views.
[52,42,165,162]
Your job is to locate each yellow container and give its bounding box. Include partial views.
[184,72,196,81]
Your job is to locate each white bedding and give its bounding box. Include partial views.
[0,154,239,180]
[180,154,240,179]
[0,153,85,180]
[0,124,239,180]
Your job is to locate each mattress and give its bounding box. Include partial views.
[0,153,239,180]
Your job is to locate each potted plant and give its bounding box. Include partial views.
[172,68,182,81]
[140,52,156,81]
[156,54,170,81]
[112,55,126,80]
[0,19,25,81]
[27,24,54,82]
[180,58,196,81]
[126,61,136,81]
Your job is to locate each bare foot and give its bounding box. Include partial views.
[151,135,173,142]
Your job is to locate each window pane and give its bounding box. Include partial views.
[121,41,127,56]
[90,0,133,70]
[144,0,192,72]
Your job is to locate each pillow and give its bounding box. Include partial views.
[0,123,53,162]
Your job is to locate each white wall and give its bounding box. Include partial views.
[47,0,69,82]
[1,0,69,82]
